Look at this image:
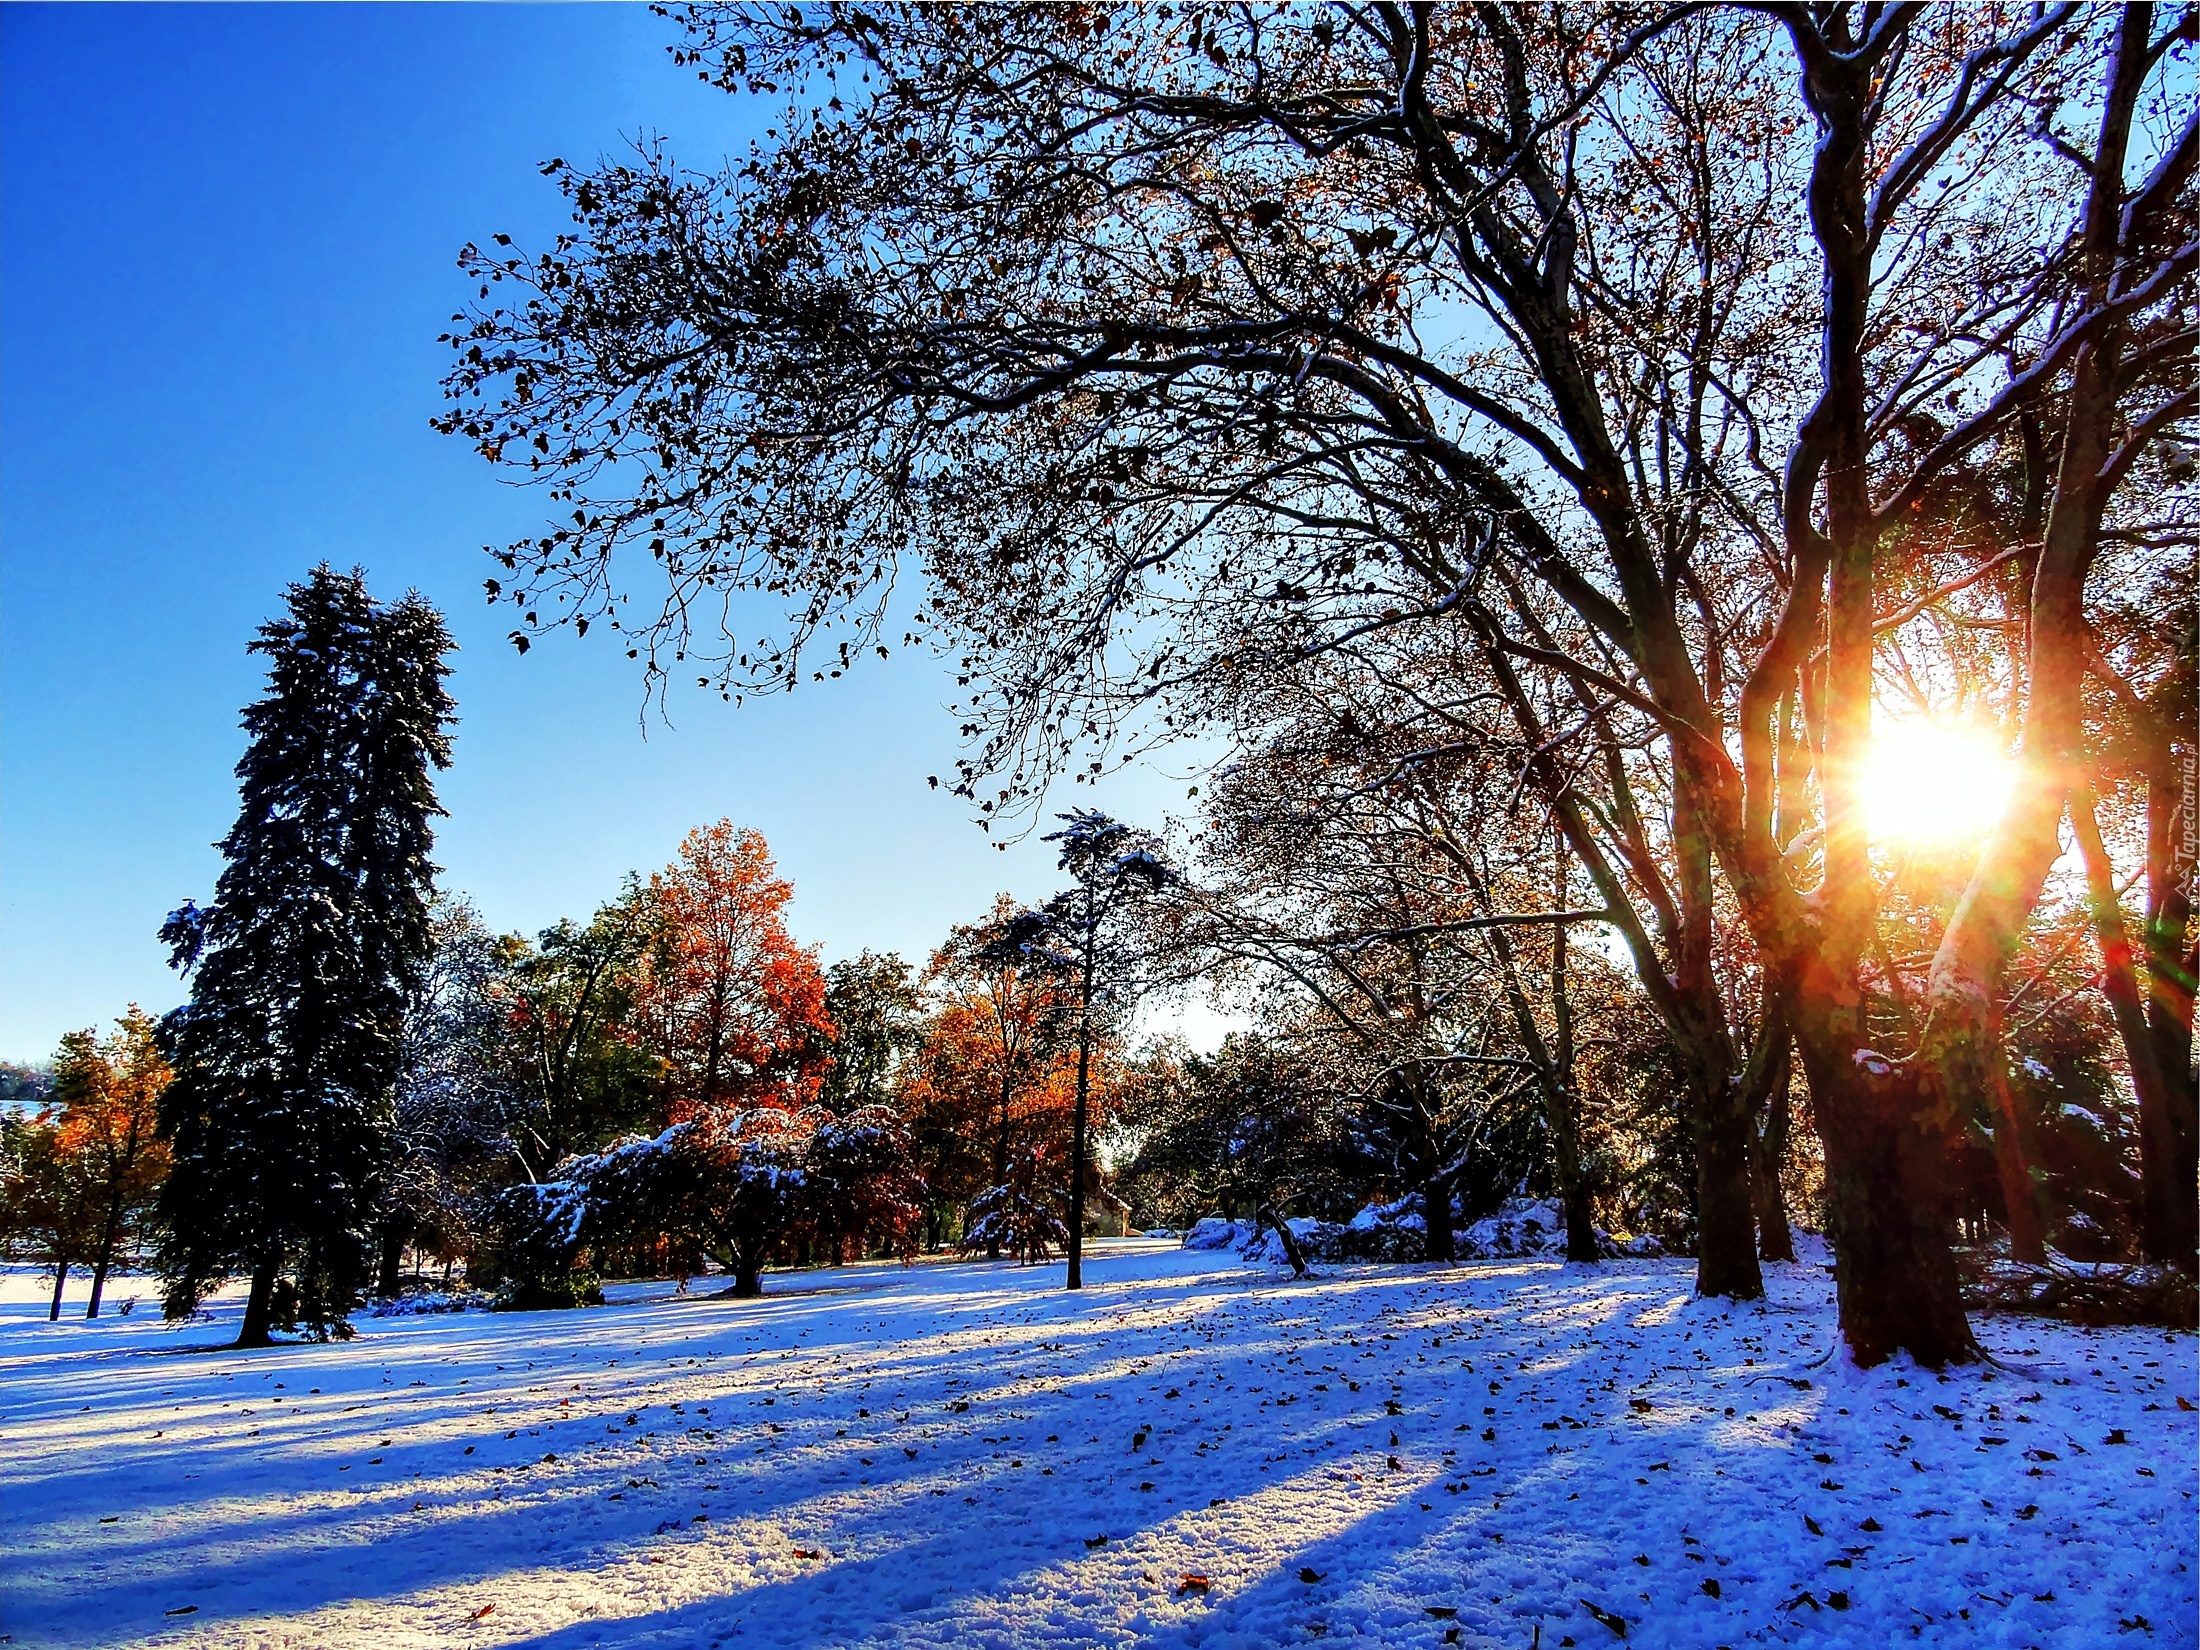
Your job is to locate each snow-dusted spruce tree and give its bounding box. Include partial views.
[157,566,454,1346]
[960,1143,1071,1268]
[991,812,1173,1289]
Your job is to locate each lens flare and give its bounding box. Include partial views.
[1862,718,2013,847]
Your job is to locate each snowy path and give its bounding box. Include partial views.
[1,1243,2192,1649]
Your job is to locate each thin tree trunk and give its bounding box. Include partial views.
[1551,842,1598,1263]
[988,1069,1012,1261]
[235,1258,278,1349]
[1751,1055,1798,1264]
[86,1188,126,1320]
[1258,1203,1311,1280]
[1066,965,1092,1291]
[47,1259,69,1322]
[2072,787,2187,1265]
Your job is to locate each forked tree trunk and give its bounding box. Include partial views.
[235,1259,279,1349]
[1916,2,2160,1271]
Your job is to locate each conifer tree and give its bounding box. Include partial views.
[156,566,454,1346]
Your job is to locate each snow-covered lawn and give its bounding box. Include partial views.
[2,1242,2192,1649]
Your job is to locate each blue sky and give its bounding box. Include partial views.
[0,4,1205,1061]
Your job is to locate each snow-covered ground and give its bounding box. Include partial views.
[2,1243,2192,1649]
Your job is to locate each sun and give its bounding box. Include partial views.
[1861,717,2013,848]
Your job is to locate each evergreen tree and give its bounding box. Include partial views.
[156,565,454,1346]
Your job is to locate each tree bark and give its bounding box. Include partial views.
[2143,757,2198,1269]
[1066,961,1092,1291]
[1794,1010,1977,1367]
[987,1068,1012,1261]
[732,1256,764,1298]
[1742,993,1797,1263]
[86,1188,126,1320]
[377,1219,406,1299]
[1550,843,1599,1264]
[1916,0,2164,1268]
[235,1258,278,1349]
[1752,1075,1797,1265]
[1693,1077,1761,1296]
[46,1259,68,1322]
[2072,787,2190,1267]
[1258,1203,1311,1280]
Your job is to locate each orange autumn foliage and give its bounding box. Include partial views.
[634,821,831,1123]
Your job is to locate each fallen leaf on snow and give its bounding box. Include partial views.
[1580,1599,1628,1637]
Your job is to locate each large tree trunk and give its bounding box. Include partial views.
[377,1218,406,1299]
[731,1247,764,1298]
[2072,788,2190,1267]
[1793,1010,1977,1367]
[1673,776,1762,1300]
[235,1259,279,1349]
[47,1259,69,1322]
[2143,761,2198,1270]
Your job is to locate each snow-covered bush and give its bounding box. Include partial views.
[484,1176,601,1310]
[1182,1217,1252,1251]
[368,1290,488,1317]
[1218,1195,1667,1271]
